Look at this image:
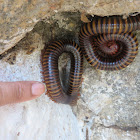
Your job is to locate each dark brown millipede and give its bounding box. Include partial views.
[79,14,140,70]
[41,40,83,105]
[42,14,140,105]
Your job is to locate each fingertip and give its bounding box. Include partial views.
[0,81,47,106]
[31,82,46,96]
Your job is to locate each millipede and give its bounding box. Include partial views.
[42,14,140,105]
[79,14,140,70]
[41,40,83,105]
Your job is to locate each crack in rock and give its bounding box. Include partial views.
[99,124,139,132]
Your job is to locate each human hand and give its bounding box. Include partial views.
[0,81,46,106]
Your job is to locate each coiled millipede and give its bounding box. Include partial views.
[41,40,83,105]
[42,14,140,105]
[79,14,140,70]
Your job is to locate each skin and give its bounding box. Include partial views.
[0,81,46,106]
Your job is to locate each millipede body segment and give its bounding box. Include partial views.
[41,40,83,105]
[79,14,140,70]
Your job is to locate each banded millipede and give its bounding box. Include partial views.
[41,40,83,105]
[79,14,140,70]
[42,14,140,105]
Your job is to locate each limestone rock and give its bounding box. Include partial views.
[0,12,140,139]
[0,1,140,140]
[0,0,140,54]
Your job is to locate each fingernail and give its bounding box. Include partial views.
[32,82,46,96]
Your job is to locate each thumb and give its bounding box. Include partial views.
[0,81,46,106]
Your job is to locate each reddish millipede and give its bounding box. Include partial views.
[41,40,83,105]
[42,14,140,105]
[79,14,140,70]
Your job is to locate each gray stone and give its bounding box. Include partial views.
[0,5,140,140]
[0,0,140,54]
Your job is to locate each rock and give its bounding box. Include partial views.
[0,0,140,54]
[0,1,140,140]
[0,29,81,140]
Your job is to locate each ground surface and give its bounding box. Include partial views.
[0,1,140,140]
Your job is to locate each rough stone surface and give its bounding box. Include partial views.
[0,1,140,140]
[0,0,140,54]
[0,31,80,140]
